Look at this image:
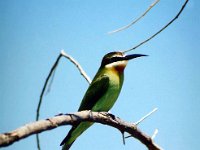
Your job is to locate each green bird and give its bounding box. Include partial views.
[60,51,147,150]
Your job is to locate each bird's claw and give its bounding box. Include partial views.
[99,112,116,120]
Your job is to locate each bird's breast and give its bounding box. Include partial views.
[92,70,124,111]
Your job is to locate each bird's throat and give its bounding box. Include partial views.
[114,65,126,73]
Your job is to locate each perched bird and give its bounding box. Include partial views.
[60,51,147,150]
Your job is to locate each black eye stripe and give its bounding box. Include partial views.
[104,57,124,65]
[110,57,124,63]
[101,56,124,67]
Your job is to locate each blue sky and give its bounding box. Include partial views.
[0,0,200,150]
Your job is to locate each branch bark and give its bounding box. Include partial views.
[0,111,162,150]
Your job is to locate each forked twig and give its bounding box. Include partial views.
[125,108,158,139]
[35,50,91,150]
[108,0,160,34]
[123,0,189,53]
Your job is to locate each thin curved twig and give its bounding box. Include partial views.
[123,0,189,53]
[36,53,62,150]
[108,0,160,34]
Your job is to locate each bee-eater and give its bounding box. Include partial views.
[60,51,147,150]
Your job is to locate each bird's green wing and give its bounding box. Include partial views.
[60,75,109,148]
[78,75,109,111]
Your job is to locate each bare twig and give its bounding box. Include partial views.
[0,111,162,150]
[123,0,189,53]
[152,129,158,140]
[36,53,62,121]
[45,67,57,95]
[135,108,158,125]
[121,131,126,145]
[108,0,160,34]
[61,50,91,84]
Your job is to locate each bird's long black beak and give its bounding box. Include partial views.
[124,54,148,60]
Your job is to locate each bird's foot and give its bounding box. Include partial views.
[99,112,116,120]
[88,110,93,118]
[55,112,64,116]
[46,118,58,127]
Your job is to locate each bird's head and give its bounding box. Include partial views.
[100,51,147,72]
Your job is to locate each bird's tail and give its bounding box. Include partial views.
[61,141,74,150]
[60,122,93,150]
[60,126,76,150]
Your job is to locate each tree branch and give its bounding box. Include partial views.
[123,0,189,53]
[108,0,160,34]
[0,111,162,150]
